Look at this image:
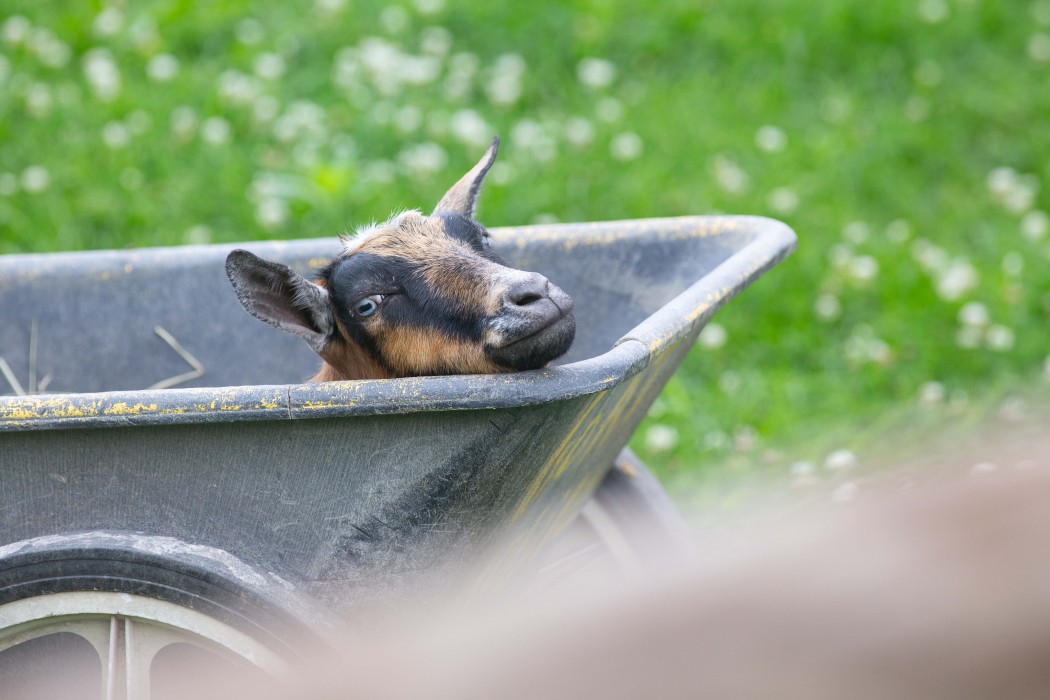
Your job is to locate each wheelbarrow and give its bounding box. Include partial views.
[0,215,795,694]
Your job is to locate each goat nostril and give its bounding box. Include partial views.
[506,275,550,307]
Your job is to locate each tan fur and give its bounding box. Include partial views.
[376,322,505,376]
[312,320,394,382]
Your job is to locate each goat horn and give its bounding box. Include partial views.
[433,136,500,219]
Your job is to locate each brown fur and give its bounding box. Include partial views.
[312,319,394,381]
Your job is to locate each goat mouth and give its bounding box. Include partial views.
[486,310,576,371]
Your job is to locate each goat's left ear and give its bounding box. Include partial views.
[433,136,499,219]
[225,250,334,353]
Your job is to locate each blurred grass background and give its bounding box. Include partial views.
[1,0,1048,504]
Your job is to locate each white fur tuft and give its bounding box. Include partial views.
[340,209,421,256]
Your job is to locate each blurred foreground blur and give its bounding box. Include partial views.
[9,433,1050,699]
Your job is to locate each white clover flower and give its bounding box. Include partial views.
[842,220,870,244]
[2,16,31,46]
[273,101,327,143]
[1029,33,1050,62]
[82,48,121,102]
[443,51,478,100]
[718,370,741,394]
[849,255,879,283]
[910,238,948,272]
[128,17,159,50]
[644,424,678,454]
[713,155,749,194]
[314,0,347,17]
[484,53,526,106]
[332,47,360,89]
[147,53,179,82]
[699,322,727,349]
[256,198,289,229]
[986,166,1017,196]
[825,449,858,472]
[886,219,912,244]
[577,57,616,89]
[183,225,213,245]
[832,482,859,503]
[768,187,798,214]
[1002,252,1024,276]
[402,55,441,85]
[253,52,286,80]
[25,83,52,117]
[102,121,130,149]
[511,120,555,161]
[414,0,446,14]
[918,381,945,408]
[833,243,858,268]
[917,0,949,23]
[201,116,232,145]
[488,161,515,186]
[610,131,644,161]
[755,125,786,152]
[236,18,265,45]
[420,26,452,56]
[93,7,123,37]
[986,324,1015,351]
[563,118,594,148]
[29,29,71,68]
[1021,210,1048,241]
[394,105,423,134]
[362,160,393,184]
[958,301,989,328]
[381,7,409,33]
[21,165,50,193]
[218,70,262,105]
[170,106,198,139]
[399,142,448,176]
[814,293,841,321]
[449,109,491,147]
[532,213,559,225]
[0,172,17,196]
[936,259,978,301]
[790,461,815,477]
[596,97,623,122]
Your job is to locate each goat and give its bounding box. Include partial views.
[225,138,575,381]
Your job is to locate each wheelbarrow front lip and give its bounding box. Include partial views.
[0,215,796,432]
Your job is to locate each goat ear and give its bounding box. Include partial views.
[225,250,333,353]
[433,136,499,219]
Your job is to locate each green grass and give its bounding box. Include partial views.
[1,0,1048,493]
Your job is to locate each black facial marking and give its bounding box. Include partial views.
[438,213,506,262]
[321,252,487,356]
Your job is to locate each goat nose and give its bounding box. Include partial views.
[505,273,550,307]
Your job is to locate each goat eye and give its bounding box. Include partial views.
[353,294,384,317]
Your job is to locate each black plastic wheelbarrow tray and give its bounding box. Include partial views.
[0,216,795,682]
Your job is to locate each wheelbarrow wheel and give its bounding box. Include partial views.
[529,448,694,585]
[0,532,313,698]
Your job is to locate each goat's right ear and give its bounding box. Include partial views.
[225,250,334,353]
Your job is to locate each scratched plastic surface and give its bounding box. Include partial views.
[0,216,795,625]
